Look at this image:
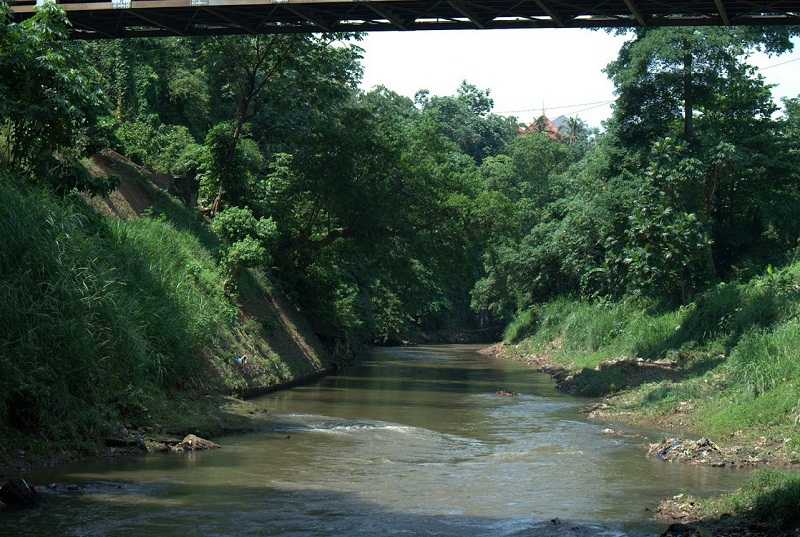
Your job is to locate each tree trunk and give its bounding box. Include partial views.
[210,103,246,216]
[683,46,694,143]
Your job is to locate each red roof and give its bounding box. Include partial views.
[520,115,561,141]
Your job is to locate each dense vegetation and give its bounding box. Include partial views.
[489,27,800,471]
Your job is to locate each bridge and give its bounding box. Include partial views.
[7,0,800,39]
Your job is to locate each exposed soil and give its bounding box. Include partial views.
[656,497,800,537]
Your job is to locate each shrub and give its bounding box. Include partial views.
[211,206,277,293]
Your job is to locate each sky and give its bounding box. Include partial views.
[359,29,800,128]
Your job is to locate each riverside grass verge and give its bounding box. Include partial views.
[496,263,800,531]
[658,469,800,536]
[0,160,330,473]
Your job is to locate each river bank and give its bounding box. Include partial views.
[483,342,799,469]
[481,328,800,537]
[1,367,339,478]
[0,154,336,479]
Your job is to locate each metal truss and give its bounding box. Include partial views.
[7,0,800,39]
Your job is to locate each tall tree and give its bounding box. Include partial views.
[605,27,795,151]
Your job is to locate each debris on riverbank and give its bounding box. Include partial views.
[649,437,728,466]
[646,436,789,468]
[172,434,220,452]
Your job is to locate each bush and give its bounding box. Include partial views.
[114,117,202,178]
[0,3,107,191]
[211,206,277,293]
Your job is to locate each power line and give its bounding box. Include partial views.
[760,55,800,71]
[496,99,614,115]
[496,54,800,118]
[572,101,615,115]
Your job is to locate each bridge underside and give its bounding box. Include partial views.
[7,0,800,39]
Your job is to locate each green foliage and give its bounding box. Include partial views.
[476,27,799,318]
[417,81,519,163]
[212,206,265,243]
[0,3,109,193]
[114,116,202,178]
[622,174,712,302]
[211,206,277,293]
[225,236,266,271]
[198,122,263,208]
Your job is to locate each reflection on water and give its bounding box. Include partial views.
[4,345,749,537]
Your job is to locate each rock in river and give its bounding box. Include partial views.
[171,434,221,452]
[0,478,40,508]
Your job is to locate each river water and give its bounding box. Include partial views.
[5,345,749,536]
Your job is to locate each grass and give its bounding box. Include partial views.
[507,297,688,369]
[697,470,800,529]
[0,171,326,457]
[503,260,800,453]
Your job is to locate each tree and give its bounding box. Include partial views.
[563,117,588,145]
[0,3,110,193]
[606,27,795,151]
[200,33,361,214]
[604,27,797,277]
[417,81,518,163]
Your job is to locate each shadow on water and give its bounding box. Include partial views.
[7,482,651,537]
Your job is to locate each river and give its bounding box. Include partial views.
[5,345,750,536]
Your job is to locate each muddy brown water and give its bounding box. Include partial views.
[3,345,750,536]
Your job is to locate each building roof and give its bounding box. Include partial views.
[520,114,562,141]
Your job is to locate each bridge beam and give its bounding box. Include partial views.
[622,0,647,26]
[714,0,731,25]
[365,3,410,30]
[447,1,487,29]
[127,9,185,35]
[9,0,800,39]
[283,5,332,31]
[203,7,257,34]
[531,0,565,27]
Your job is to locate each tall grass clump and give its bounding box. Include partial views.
[0,178,236,441]
[503,308,538,343]
[728,320,800,398]
[504,297,684,368]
